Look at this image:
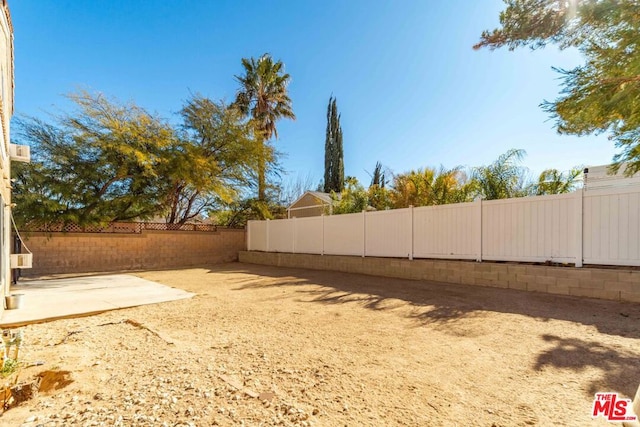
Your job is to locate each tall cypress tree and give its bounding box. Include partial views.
[324,96,344,193]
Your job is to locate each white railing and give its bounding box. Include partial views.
[247,185,640,267]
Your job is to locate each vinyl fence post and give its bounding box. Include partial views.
[476,198,483,262]
[266,219,270,252]
[246,221,251,251]
[409,205,414,260]
[575,189,584,268]
[292,217,296,254]
[362,210,366,258]
[321,214,325,256]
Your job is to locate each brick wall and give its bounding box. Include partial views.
[21,229,246,276]
[239,251,640,303]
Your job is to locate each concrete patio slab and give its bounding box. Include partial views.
[0,274,195,327]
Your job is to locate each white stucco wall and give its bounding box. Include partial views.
[0,1,13,301]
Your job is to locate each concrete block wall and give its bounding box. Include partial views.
[21,229,246,276]
[239,251,640,303]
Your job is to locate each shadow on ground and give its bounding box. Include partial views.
[211,263,640,339]
[206,263,640,398]
[535,334,640,397]
[207,262,640,398]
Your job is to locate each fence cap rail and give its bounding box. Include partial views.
[19,222,245,234]
[248,185,640,268]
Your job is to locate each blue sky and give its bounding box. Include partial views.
[10,0,617,189]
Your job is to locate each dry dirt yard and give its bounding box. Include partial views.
[1,262,639,426]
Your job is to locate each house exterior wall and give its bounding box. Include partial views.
[0,1,13,304]
[288,193,327,218]
[19,229,246,276]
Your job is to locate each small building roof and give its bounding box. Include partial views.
[287,191,334,209]
[305,191,333,204]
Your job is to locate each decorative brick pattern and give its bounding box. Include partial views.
[24,222,221,233]
[239,251,640,304]
[21,229,246,276]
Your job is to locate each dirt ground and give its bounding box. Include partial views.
[1,262,639,426]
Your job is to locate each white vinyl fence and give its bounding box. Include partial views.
[583,186,640,266]
[248,185,640,267]
[481,193,579,263]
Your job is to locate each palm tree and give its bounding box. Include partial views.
[535,168,582,195]
[471,149,530,200]
[390,166,471,208]
[234,54,295,201]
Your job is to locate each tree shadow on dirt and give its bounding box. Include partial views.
[535,334,640,397]
[210,263,640,340]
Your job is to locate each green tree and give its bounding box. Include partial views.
[391,166,472,208]
[324,96,344,193]
[368,185,392,211]
[370,161,386,188]
[331,177,369,214]
[471,149,531,200]
[234,54,295,202]
[12,92,258,228]
[165,96,258,224]
[210,197,286,228]
[534,167,583,195]
[12,91,175,228]
[368,162,392,211]
[475,0,640,175]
